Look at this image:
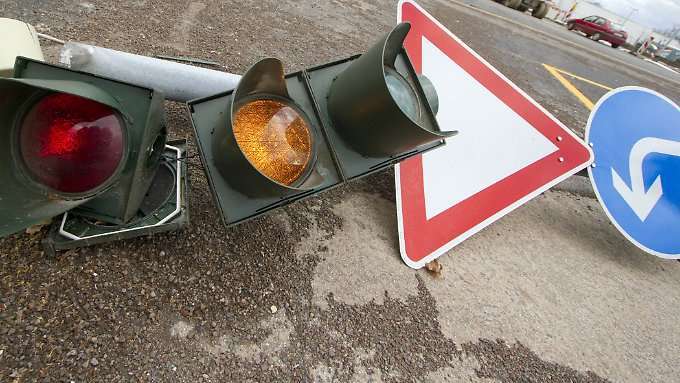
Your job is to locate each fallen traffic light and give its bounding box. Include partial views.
[189,23,455,226]
[0,57,180,240]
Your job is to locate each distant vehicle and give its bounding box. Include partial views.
[566,16,628,48]
[495,0,549,19]
[657,47,680,62]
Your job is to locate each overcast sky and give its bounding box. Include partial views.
[593,0,680,30]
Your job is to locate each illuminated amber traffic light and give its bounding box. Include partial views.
[233,99,314,186]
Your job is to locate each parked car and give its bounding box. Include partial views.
[566,16,628,48]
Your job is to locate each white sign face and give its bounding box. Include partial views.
[420,38,558,219]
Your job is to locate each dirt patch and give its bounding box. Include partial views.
[465,339,612,383]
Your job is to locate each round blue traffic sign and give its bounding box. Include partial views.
[586,87,680,258]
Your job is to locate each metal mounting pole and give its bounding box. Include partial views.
[59,42,241,102]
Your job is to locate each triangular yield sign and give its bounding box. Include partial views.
[396,0,593,269]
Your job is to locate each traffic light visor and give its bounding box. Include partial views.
[328,22,455,156]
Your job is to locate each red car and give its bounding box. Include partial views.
[566,16,628,48]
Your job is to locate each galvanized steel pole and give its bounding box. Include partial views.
[59,42,241,102]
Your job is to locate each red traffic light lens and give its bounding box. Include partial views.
[19,93,125,194]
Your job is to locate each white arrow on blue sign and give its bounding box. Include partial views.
[586,87,680,258]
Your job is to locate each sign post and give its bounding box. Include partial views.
[395,0,593,268]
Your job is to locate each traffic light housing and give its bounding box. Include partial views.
[0,57,167,237]
[189,23,455,226]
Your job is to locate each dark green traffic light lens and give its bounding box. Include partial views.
[384,67,420,121]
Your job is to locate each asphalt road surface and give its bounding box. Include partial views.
[460,0,680,84]
[1,0,679,382]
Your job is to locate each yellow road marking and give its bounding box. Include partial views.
[544,64,613,91]
[542,64,614,111]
